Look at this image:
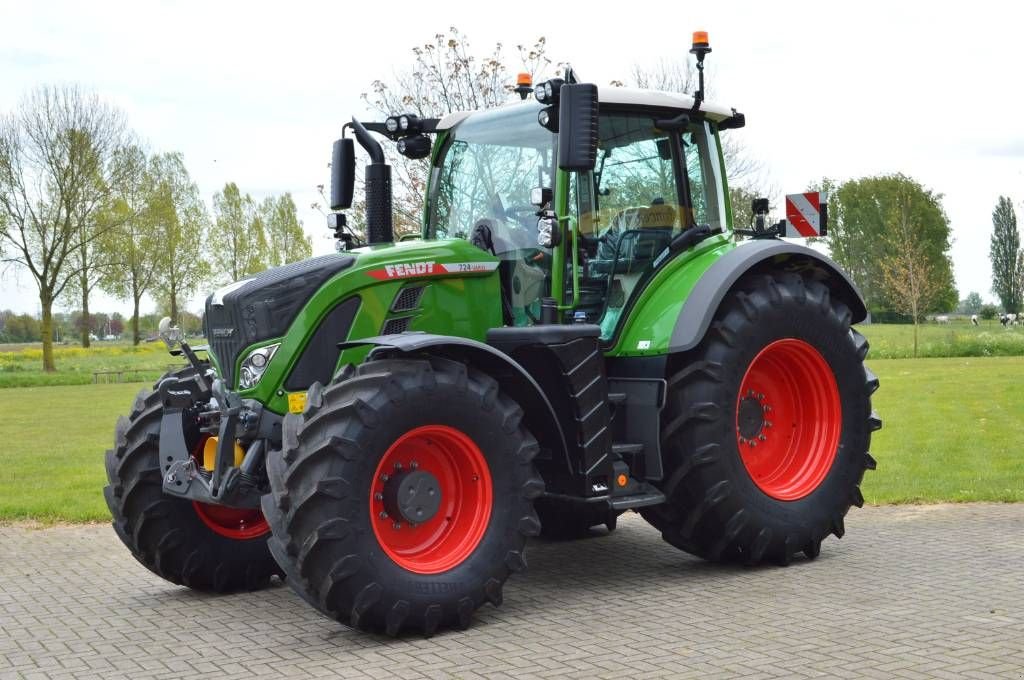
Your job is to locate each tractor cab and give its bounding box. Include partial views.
[424,91,738,338]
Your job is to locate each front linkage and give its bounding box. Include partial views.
[158,343,281,510]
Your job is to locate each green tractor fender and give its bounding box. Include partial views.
[667,240,867,353]
[610,239,867,357]
[338,333,572,473]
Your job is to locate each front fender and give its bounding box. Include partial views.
[338,333,572,473]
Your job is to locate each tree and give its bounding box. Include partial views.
[0,85,128,370]
[980,303,999,320]
[261,193,311,267]
[109,313,124,337]
[99,145,162,344]
[0,310,40,343]
[828,174,957,315]
[211,182,266,281]
[61,132,130,348]
[879,186,947,357]
[149,152,210,323]
[989,196,1022,314]
[959,292,983,315]
[625,58,765,195]
[358,28,552,237]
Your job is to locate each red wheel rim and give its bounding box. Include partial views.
[735,339,842,501]
[370,425,492,574]
[193,501,270,539]
[190,436,270,540]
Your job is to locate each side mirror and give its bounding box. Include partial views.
[330,138,355,210]
[557,83,599,172]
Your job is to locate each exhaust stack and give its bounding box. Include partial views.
[350,117,394,245]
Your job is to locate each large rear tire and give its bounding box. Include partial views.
[103,366,281,592]
[262,356,543,636]
[642,272,880,565]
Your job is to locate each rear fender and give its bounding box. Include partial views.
[669,240,867,353]
[338,334,571,473]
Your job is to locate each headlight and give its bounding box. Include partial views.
[385,117,400,133]
[537,216,560,248]
[238,343,280,390]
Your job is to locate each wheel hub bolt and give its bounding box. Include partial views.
[392,521,401,530]
[410,461,418,470]
[758,434,767,441]
[379,511,388,519]
[380,473,389,482]
[374,492,383,501]
[394,462,402,471]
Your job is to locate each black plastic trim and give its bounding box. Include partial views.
[284,297,361,391]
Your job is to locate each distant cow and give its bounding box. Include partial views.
[936,315,950,324]
[971,315,979,326]
[1000,313,1019,327]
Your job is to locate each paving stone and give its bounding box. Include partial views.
[0,504,1022,678]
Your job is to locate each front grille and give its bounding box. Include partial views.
[391,285,425,312]
[382,316,413,335]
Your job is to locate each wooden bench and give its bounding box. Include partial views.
[92,365,180,384]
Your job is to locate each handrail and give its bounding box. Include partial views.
[556,215,580,311]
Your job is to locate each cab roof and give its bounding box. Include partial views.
[436,86,739,131]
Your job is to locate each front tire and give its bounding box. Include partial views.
[262,356,543,636]
[103,367,281,592]
[642,272,880,565]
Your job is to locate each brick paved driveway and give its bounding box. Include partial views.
[2,504,1022,679]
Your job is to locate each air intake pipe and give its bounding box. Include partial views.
[350,117,393,245]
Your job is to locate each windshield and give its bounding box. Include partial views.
[427,105,555,254]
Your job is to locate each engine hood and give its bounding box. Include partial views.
[203,254,356,386]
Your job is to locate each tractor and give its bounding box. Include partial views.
[103,33,880,636]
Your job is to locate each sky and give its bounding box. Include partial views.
[1,0,1022,316]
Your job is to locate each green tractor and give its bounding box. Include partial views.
[104,34,879,636]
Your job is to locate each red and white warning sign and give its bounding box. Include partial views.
[784,192,827,238]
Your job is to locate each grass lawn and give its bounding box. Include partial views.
[0,383,143,521]
[863,356,1024,503]
[0,355,1020,522]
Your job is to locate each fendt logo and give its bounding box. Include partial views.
[386,261,435,277]
[365,260,499,281]
[367,261,436,280]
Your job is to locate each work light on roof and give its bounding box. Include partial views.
[534,78,564,105]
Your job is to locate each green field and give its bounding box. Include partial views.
[2,322,1021,389]
[859,320,1024,359]
[0,355,1020,522]
[0,342,186,388]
